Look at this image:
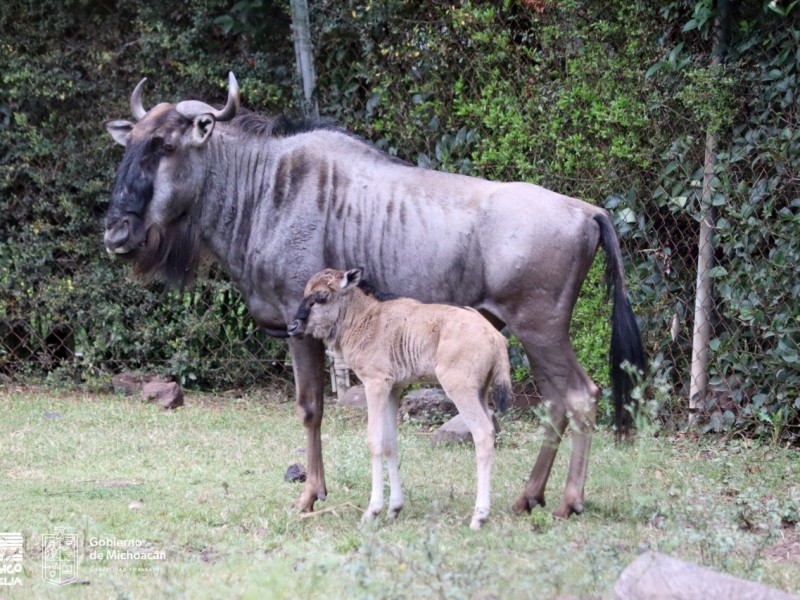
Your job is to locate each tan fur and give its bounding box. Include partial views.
[294,268,512,530]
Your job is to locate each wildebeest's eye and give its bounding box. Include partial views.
[151,136,175,156]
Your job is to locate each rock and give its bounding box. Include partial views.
[113,372,169,396]
[402,387,458,422]
[141,381,184,410]
[431,412,499,447]
[285,463,307,483]
[338,384,368,407]
[112,372,144,396]
[614,551,799,600]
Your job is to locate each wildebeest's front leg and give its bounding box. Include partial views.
[288,336,328,512]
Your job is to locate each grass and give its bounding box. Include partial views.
[0,386,798,599]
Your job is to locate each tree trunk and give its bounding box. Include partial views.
[688,0,730,419]
[289,0,319,119]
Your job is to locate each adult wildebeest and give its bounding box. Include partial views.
[288,267,512,530]
[103,72,645,520]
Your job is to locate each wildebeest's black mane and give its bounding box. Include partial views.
[229,109,338,139]
[227,109,410,166]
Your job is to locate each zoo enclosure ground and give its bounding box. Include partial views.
[0,386,798,599]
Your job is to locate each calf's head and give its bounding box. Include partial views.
[102,72,240,284]
[288,268,363,339]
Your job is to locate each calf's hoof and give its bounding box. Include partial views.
[470,508,489,531]
[361,505,382,523]
[387,505,403,521]
[511,494,545,515]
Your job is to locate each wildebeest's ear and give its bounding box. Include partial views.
[189,114,216,147]
[340,268,363,292]
[105,119,134,147]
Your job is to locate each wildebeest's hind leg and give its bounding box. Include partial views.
[511,335,599,520]
[438,372,496,530]
[288,336,328,512]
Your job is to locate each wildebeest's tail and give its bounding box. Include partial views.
[594,212,647,436]
[491,351,512,415]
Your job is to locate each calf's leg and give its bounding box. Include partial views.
[439,374,496,530]
[288,337,328,512]
[363,379,393,521]
[386,386,404,519]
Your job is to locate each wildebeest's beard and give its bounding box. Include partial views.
[131,219,202,288]
[107,138,202,288]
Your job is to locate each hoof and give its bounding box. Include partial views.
[511,495,544,515]
[387,505,403,520]
[317,490,327,502]
[470,507,489,530]
[362,506,382,523]
[469,515,487,531]
[552,502,583,520]
[294,495,316,513]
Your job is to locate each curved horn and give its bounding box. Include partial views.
[175,72,240,122]
[130,78,148,121]
[215,71,240,121]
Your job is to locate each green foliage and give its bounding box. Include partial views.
[612,3,800,439]
[313,0,663,405]
[1,0,797,438]
[0,0,294,388]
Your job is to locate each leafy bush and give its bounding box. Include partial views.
[0,0,294,388]
[1,0,797,439]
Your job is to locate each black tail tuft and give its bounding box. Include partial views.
[492,382,510,414]
[594,213,647,436]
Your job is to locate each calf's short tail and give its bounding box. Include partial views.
[491,360,512,414]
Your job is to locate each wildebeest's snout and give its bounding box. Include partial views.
[288,295,315,336]
[103,217,130,253]
[104,215,144,256]
[287,319,305,337]
[104,189,150,254]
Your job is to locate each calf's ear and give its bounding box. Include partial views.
[340,268,363,291]
[105,119,134,147]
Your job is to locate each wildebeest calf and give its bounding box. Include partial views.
[288,267,511,530]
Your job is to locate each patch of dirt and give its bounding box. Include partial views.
[766,527,800,564]
[178,544,222,564]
